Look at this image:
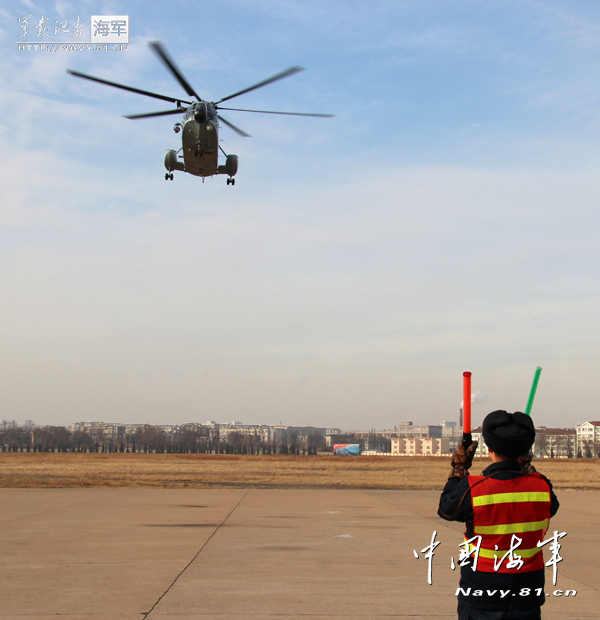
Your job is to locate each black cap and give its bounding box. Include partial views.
[482,410,535,458]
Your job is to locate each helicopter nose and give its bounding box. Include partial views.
[194,111,207,123]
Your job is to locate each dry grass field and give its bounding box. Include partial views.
[0,453,598,490]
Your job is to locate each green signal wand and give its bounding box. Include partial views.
[524,366,542,416]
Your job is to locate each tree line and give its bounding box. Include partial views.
[0,420,328,455]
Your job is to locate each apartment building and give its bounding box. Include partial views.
[391,436,449,456]
[576,421,600,458]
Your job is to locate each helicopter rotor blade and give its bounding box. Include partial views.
[124,109,185,119]
[215,66,305,104]
[218,106,334,118]
[218,114,251,138]
[149,41,202,102]
[66,69,189,105]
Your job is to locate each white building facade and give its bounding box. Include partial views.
[576,421,600,458]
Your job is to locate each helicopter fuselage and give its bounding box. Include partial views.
[165,101,238,182]
[181,102,219,177]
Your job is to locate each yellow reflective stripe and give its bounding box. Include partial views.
[477,546,542,560]
[463,538,542,560]
[474,519,549,535]
[472,491,550,506]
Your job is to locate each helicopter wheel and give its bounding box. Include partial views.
[227,177,235,186]
[165,173,174,181]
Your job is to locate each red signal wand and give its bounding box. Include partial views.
[462,371,472,449]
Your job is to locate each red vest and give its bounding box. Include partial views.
[465,473,552,573]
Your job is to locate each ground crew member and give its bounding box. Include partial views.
[438,410,559,620]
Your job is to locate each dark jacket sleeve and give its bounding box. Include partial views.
[540,473,560,517]
[438,476,471,522]
[551,489,560,517]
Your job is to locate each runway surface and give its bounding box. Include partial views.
[1,489,597,619]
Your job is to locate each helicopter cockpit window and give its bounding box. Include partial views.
[194,103,207,123]
[183,103,217,122]
[188,103,217,123]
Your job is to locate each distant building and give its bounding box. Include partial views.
[440,421,463,452]
[326,433,358,448]
[576,421,600,458]
[471,428,489,457]
[472,426,577,459]
[535,428,576,458]
[68,422,139,442]
[64,418,586,458]
[395,421,442,439]
[391,436,449,456]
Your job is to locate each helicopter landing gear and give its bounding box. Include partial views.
[227,177,235,186]
[194,148,204,157]
[165,172,174,181]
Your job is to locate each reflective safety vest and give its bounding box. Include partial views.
[465,472,552,573]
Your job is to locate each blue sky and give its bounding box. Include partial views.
[2,0,600,430]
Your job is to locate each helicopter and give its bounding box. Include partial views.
[67,41,333,185]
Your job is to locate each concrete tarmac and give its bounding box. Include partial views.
[0,489,597,619]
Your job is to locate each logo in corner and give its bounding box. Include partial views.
[91,16,129,44]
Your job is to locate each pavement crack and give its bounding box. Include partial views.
[143,489,250,617]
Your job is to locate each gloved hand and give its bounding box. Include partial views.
[518,452,537,474]
[448,441,478,480]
